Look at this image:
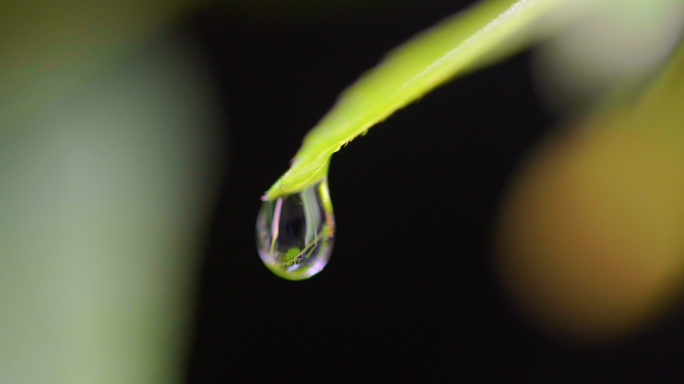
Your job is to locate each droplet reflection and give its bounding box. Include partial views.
[256,178,335,280]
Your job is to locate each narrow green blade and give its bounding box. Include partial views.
[265,0,566,200]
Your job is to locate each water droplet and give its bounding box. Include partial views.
[256,178,335,280]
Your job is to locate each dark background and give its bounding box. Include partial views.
[182,1,684,382]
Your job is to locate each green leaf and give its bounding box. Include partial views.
[264,0,567,200]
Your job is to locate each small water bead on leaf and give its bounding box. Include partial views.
[256,178,335,280]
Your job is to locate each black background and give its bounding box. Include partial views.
[183,1,684,382]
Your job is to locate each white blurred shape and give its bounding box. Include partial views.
[533,0,684,114]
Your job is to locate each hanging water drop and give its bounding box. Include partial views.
[256,178,335,280]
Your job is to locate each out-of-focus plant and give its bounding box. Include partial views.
[496,29,684,344]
